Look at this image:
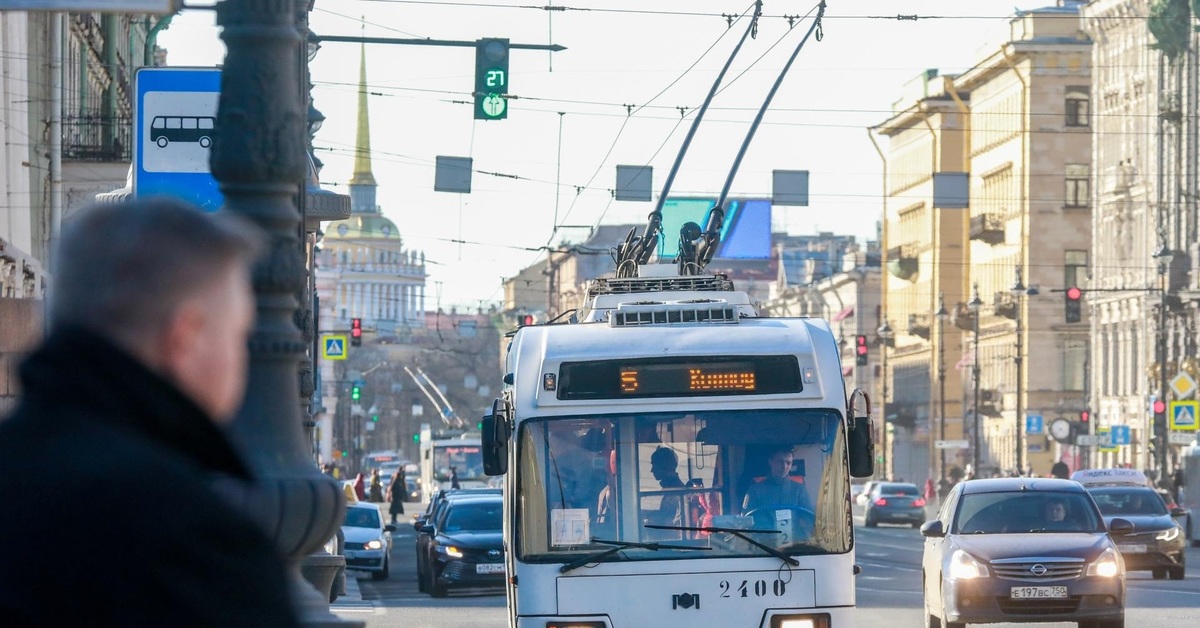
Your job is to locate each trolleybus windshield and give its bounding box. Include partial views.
[516,409,851,564]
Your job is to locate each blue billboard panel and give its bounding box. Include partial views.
[658,197,772,260]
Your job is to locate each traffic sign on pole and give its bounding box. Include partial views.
[934,439,969,450]
[1025,414,1044,435]
[1169,400,1199,431]
[134,68,224,211]
[321,335,347,361]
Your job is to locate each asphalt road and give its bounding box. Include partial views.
[333,505,1200,627]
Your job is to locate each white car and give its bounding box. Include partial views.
[342,502,395,580]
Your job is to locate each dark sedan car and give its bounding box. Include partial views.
[865,481,927,528]
[418,495,504,597]
[921,478,1131,628]
[1087,486,1186,580]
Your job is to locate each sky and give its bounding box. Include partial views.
[158,0,1056,309]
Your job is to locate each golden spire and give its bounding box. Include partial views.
[349,44,377,187]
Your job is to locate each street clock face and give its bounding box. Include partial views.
[1049,418,1073,443]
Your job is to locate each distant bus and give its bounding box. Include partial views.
[420,437,485,501]
[151,115,216,148]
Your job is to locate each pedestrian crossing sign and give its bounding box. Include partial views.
[1169,400,1199,432]
[321,335,348,361]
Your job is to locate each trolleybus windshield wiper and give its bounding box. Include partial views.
[645,524,800,566]
[559,537,711,574]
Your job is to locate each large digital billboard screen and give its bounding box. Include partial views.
[657,197,772,260]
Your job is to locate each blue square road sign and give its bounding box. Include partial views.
[134,68,223,211]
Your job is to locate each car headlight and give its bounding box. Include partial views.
[365,539,383,550]
[1156,526,1181,542]
[1086,547,1121,578]
[439,545,463,558]
[948,549,988,579]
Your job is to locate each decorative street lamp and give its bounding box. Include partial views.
[968,284,984,475]
[933,293,949,482]
[209,1,354,624]
[1154,242,1173,481]
[877,320,894,480]
[1010,266,1038,474]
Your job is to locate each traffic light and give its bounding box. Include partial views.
[1079,409,1090,424]
[412,432,420,443]
[350,317,362,347]
[855,334,868,366]
[519,314,534,327]
[1153,399,1167,431]
[371,415,379,422]
[351,383,362,401]
[1064,287,1082,323]
[474,38,510,120]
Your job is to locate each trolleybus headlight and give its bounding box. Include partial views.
[1156,526,1181,542]
[769,613,829,628]
[948,549,988,579]
[1086,547,1121,578]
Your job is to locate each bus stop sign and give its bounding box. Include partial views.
[134,68,224,211]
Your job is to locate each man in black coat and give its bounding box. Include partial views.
[0,198,300,627]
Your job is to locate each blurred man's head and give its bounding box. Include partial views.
[52,197,262,422]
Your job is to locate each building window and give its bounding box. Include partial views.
[1065,164,1089,208]
[1063,339,1086,392]
[1065,86,1089,127]
[1064,250,1088,287]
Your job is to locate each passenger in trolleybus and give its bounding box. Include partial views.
[518,409,851,565]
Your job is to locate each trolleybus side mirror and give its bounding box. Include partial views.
[482,399,510,476]
[847,388,875,478]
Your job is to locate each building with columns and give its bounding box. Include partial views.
[1081,0,1200,476]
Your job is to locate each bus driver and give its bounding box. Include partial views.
[743,445,815,539]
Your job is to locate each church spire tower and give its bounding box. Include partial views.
[349,44,378,214]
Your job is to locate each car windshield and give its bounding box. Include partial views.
[433,444,484,482]
[879,483,919,496]
[517,409,852,563]
[954,491,1103,534]
[444,502,503,532]
[344,508,381,529]
[1089,487,1168,516]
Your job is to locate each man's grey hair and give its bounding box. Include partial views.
[51,196,264,348]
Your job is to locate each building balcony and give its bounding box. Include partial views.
[887,245,918,281]
[993,292,1017,320]
[907,313,931,339]
[63,113,132,162]
[969,213,1005,245]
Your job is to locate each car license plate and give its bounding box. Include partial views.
[1011,586,1067,599]
[1118,544,1147,553]
[476,563,505,574]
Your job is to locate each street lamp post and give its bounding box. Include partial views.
[1011,266,1039,475]
[878,321,894,480]
[934,294,949,482]
[210,1,352,623]
[968,285,984,475]
[1154,243,1173,482]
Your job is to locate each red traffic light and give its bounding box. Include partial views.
[520,314,534,326]
[1080,410,1089,423]
[1066,286,1082,300]
[1153,400,1167,414]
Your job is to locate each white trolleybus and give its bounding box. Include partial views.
[480,272,876,628]
[478,7,874,625]
[420,429,486,502]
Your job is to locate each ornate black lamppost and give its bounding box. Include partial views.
[210,1,354,624]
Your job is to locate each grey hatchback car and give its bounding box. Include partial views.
[921,478,1132,628]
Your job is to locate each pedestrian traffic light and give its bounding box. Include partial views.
[855,334,868,366]
[1079,409,1089,423]
[351,383,362,401]
[350,317,362,347]
[1064,287,1082,323]
[474,38,510,120]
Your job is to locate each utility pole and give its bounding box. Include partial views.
[878,320,894,480]
[1011,265,1038,474]
[934,293,948,481]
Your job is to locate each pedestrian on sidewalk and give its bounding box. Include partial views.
[368,469,384,502]
[353,472,367,501]
[0,198,299,627]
